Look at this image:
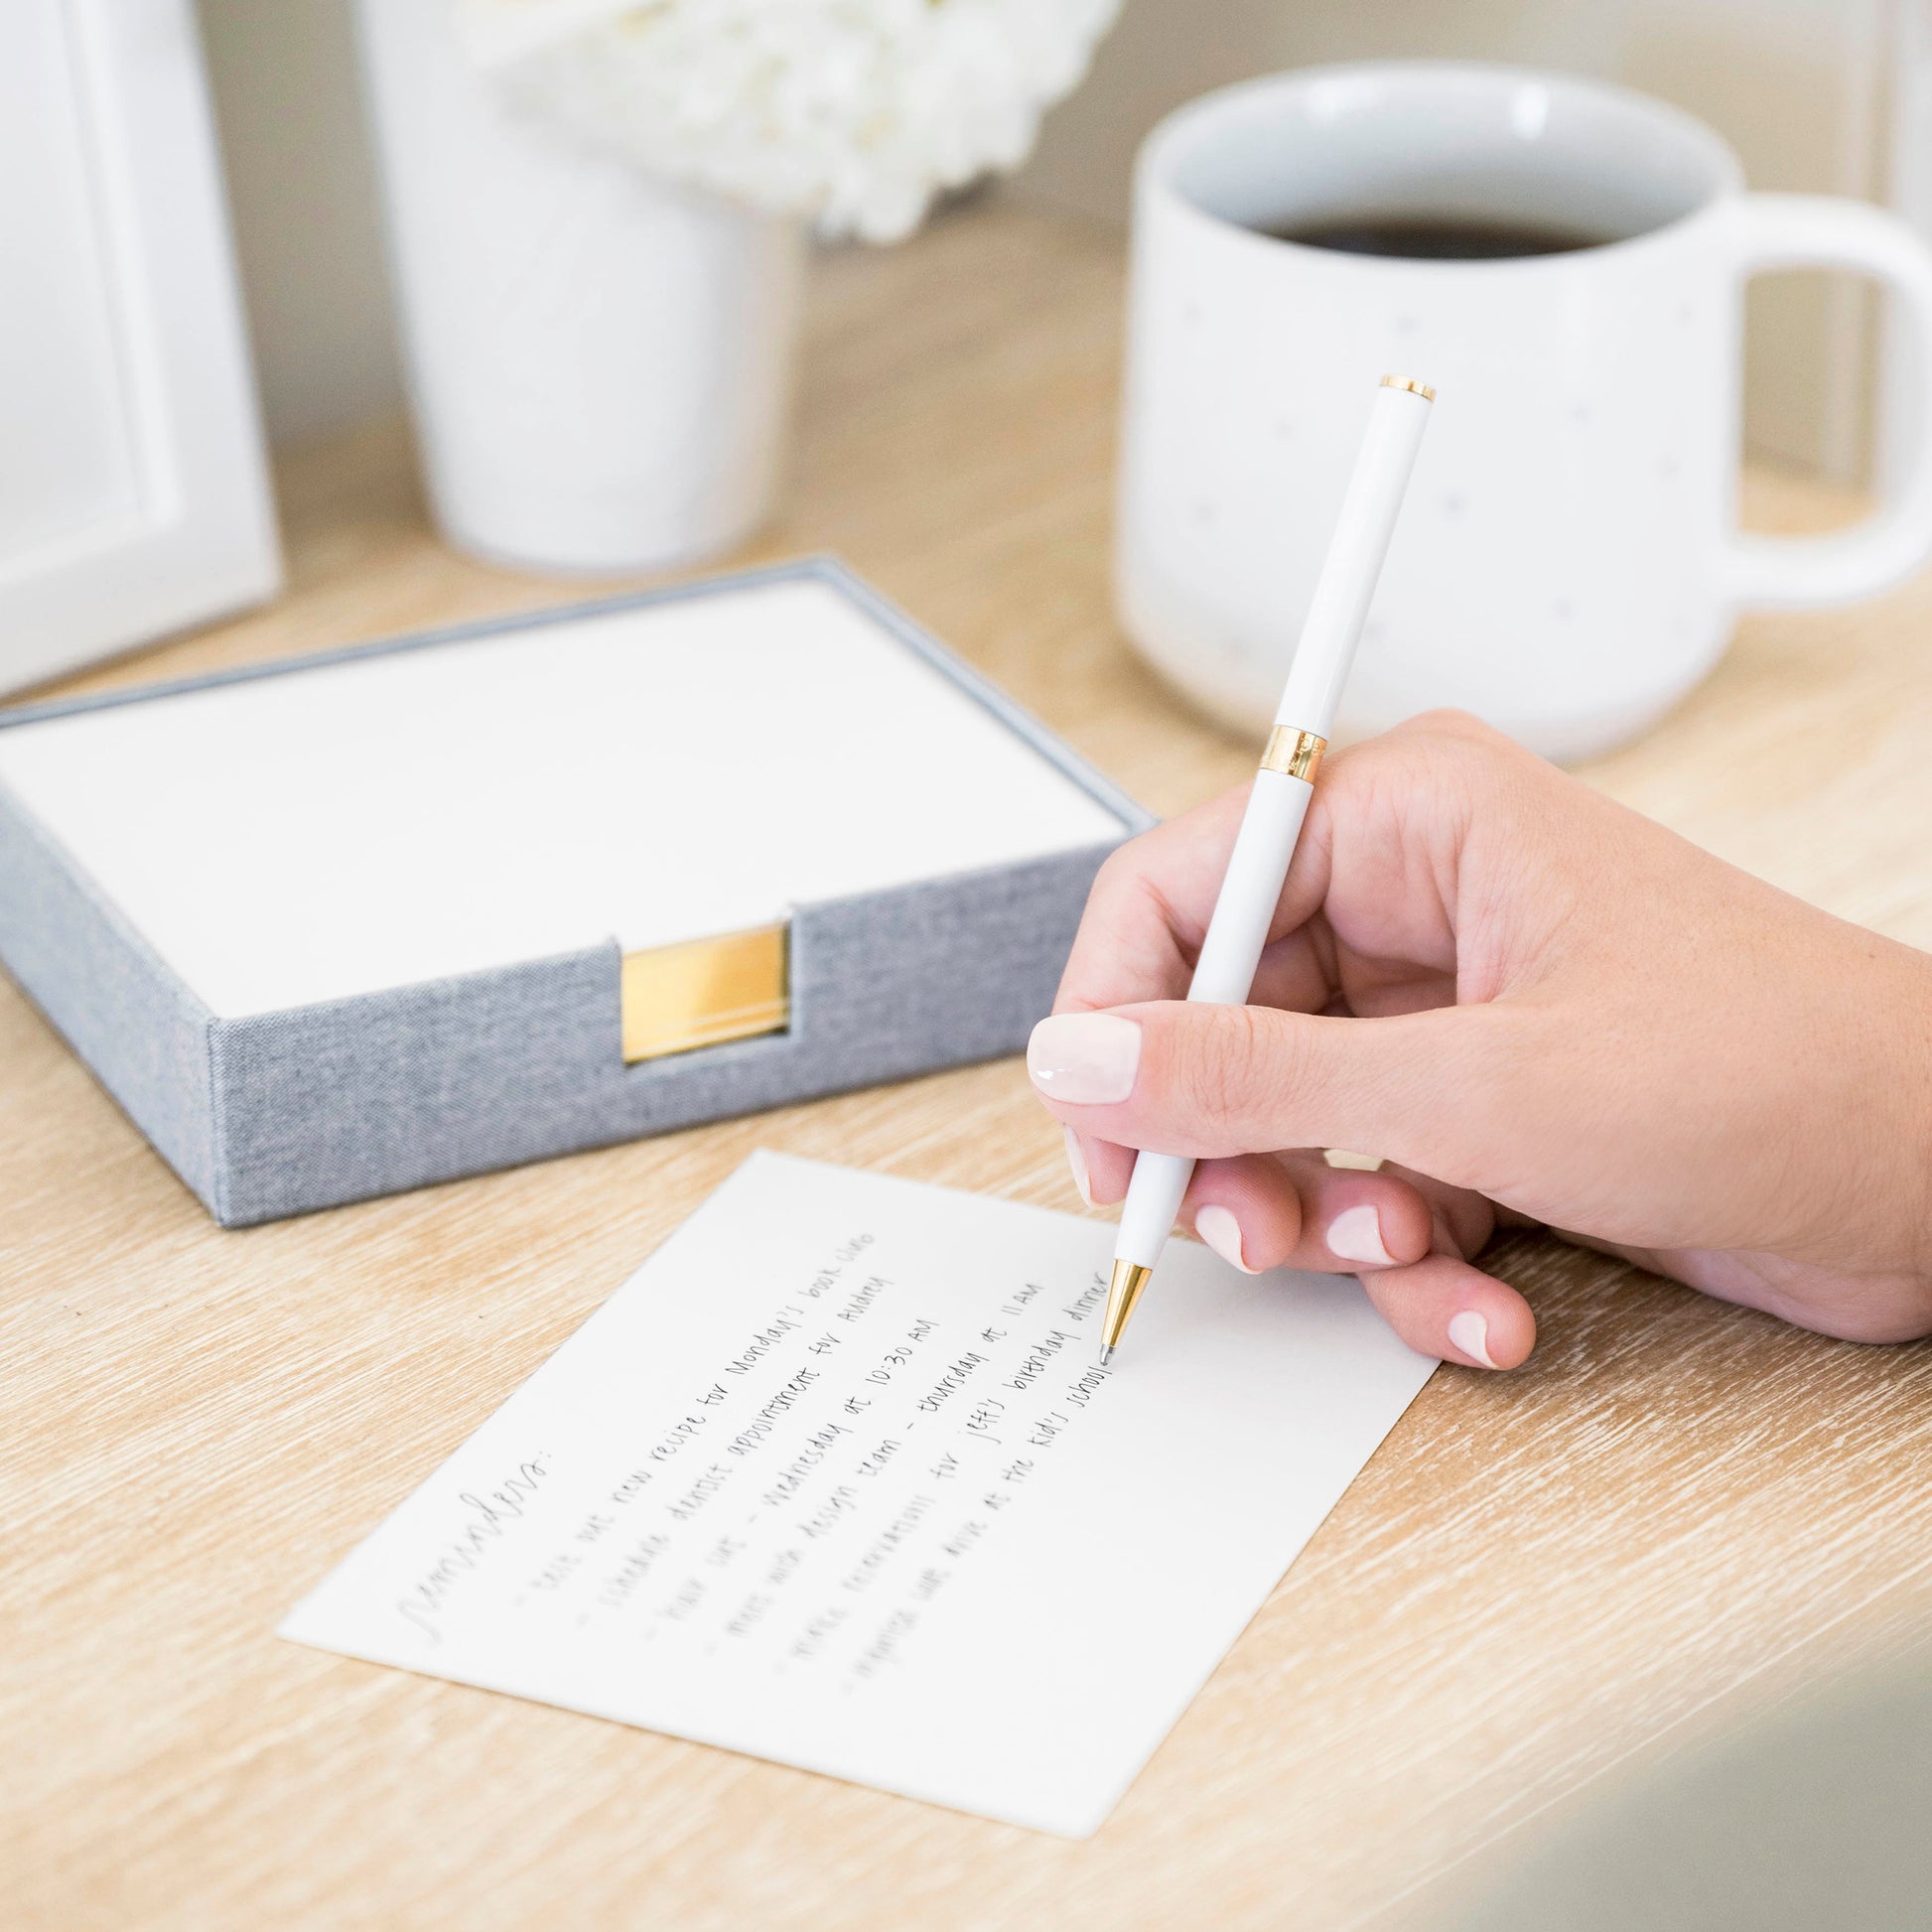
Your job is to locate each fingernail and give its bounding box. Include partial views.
[1195,1203,1258,1274]
[1322,1148,1384,1173]
[1326,1204,1394,1267]
[1027,1013,1142,1105]
[1063,1127,1094,1207]
[1448,1309,1499,1369]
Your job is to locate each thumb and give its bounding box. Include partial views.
[1026,999,1533,1191]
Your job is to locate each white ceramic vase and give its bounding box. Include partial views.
[354,0,805,576]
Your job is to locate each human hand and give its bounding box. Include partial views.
[1028,712,1932,1369]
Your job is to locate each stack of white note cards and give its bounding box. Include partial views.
[282,1155,1437,1837]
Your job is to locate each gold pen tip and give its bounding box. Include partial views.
[1100,1259,1154,1356]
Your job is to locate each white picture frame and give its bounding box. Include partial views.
[0,0,281,696]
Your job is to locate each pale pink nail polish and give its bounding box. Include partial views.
[1194,1204,1258,1274]
[1063,1127,1094,1207]
[1326,1204,1394,1267]
[1026,1013,1142,1105]
[1448,1309,1499,1369]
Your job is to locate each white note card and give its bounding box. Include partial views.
[281,1155,1436,1837]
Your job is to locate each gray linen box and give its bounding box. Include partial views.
[0,559,1151,1226]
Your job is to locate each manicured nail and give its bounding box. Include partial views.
[1195,1204,1258,1274]
[1448,1309,1499,1369]
[1063,1127,1094,1207]
[1322,1148,1385,1173]
[1326,1204,1393,1267]
[1027,1013,1142,1105]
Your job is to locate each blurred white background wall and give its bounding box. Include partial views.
[196,0,402,449]
[194,0,1911,477]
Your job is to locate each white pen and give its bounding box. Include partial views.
[1097,373,1436,1365]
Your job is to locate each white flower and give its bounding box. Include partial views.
[454,0,1121,242]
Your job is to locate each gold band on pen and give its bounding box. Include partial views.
[1260,726,1327,783]
[1381,374,1437,401]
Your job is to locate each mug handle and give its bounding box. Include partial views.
[1724,193,1932,609]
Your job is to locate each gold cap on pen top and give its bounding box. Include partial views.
[1381,374,1436,401]
[1097,1259,1154,1364]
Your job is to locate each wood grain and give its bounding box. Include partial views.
[6,204,1932,1932]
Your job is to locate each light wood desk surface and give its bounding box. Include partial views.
[9,205,1932,1932]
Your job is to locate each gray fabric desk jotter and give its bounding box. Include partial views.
[0,559,1151,1225]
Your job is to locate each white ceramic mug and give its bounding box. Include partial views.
[1117,63,1932,760]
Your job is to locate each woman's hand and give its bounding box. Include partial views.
[1028,711,1932,1369]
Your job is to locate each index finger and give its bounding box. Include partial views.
[1054,781,1336,1017]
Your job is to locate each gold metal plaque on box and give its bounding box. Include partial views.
[620,922,790,1063]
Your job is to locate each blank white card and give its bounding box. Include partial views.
[0,577,1127,1016]
[281,1156,1436,1837]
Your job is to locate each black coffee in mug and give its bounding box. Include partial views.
[1260,213,1615,259]
[1122,63,1932,761]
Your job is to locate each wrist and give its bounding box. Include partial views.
[1855,937,1932,1283]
